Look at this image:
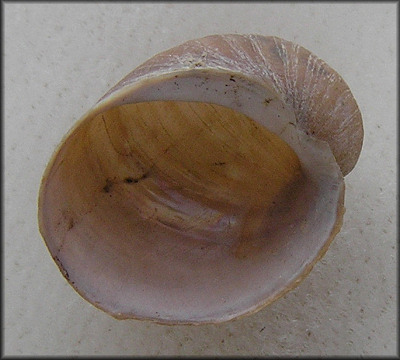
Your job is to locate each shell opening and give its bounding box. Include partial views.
[39,71,345,323]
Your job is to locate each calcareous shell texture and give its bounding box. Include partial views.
[38,34,363,324]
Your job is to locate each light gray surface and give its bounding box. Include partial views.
[4,2,397,356]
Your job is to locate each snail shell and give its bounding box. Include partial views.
[38,34,363,324]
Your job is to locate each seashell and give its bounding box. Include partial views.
[38,34,363,324]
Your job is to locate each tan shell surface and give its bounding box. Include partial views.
[38,34,362,324]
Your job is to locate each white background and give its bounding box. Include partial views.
[4,2,397,356]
